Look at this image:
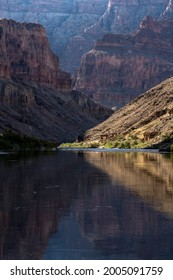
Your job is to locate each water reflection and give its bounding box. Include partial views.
[84,152,173,217]
[0,151,173,260]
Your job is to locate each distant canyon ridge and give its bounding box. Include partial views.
[0,0,173,73]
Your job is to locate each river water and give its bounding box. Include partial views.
[0,150,173,260]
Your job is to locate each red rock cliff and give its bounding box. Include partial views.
[0,19,71,92]
[75,17,173,108]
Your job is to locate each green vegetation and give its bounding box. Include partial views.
[59,141,100,149]
[170,144,173,152]
[99,136,147,149]
[58,135,148,149]
[0,130,57,150]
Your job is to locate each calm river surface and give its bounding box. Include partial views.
[0,150,173,260]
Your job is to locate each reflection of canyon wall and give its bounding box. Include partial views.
[73,151,173,259]
[85,152,173,217]
[1,151,173,260]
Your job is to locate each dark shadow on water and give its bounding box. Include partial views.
[0,150,173,259]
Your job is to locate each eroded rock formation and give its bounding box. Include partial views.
[75,17,173,108]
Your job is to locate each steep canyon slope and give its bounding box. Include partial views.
[0,19,111,142]
[84,77,173,146]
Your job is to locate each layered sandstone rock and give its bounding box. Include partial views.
[75,17,173,108]
[84,76,173,146]
[0,18,71,92]
[65,0,172,72]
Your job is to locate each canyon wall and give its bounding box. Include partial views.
[0,19,111,141]
[65,0,172,72]
[1,1,173,73]
[75,17,173,108]
[0,0,108,72]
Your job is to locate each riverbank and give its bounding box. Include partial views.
[0,131,58,151]
[58,137,173,152]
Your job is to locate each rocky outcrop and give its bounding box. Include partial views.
[84,76,173,146]
[0,18,71,92]
[75,17,173,108]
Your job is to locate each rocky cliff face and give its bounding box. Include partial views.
[84,76,173,146]
[1,0,173,74]
[0,18,71,92]
[0,19,112,141]
[65,0,172,73]
[0,0,108,72]
[75,17,173,108]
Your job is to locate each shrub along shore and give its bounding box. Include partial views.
[0,130,172,152]
[59,135,173,152]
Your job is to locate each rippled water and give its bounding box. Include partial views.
[0,150,173,260]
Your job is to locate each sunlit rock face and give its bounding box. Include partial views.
[75,17,173,108]
[84,76,173,147]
